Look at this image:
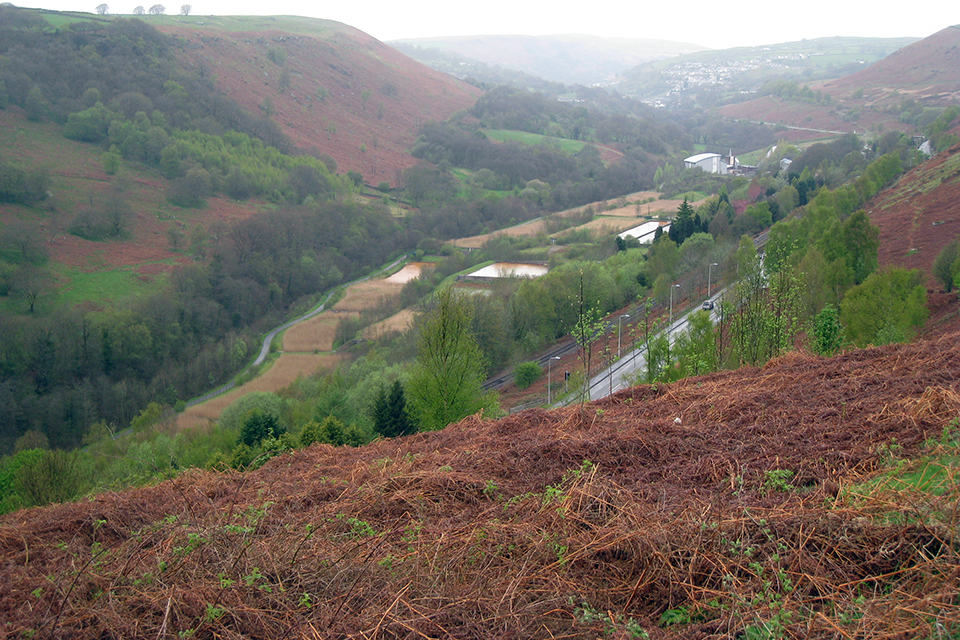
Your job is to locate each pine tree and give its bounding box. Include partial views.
[670,198,696,245]
[373,380,415,438]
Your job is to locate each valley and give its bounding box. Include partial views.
[1,7,960,637]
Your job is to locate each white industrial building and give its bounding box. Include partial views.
[684,152,739,175]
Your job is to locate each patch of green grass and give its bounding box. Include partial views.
[481,129,586,155]
[669,191,709,203]
[842,424,960,522]
[54,264,172,307]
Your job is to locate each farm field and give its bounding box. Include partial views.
[363,308,417,339]
[281,311,358,353]
[176,353,342,430]
[177,263,434,428]
[455,191,705,248]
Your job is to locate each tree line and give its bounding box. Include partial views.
[0,197,408,454]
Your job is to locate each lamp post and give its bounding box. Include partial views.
[547,356,561,405]
[708,262,718,301]
[669,284,680,325]
[618,314,630,359]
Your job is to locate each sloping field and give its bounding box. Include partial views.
[454,192,696,248]
[176,353,341,429]
[281,311,357,352]
[363,308,416,339]
[332,278,403,312]
[6,333,960,638]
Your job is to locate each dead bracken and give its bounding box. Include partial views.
[2,333,960,638]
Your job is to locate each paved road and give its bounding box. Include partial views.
[586,292,724,401]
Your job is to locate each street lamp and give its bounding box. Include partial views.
[669,284,680,324]
[708,262,719,300]
[618,314,630,359]
[547,356,561,405]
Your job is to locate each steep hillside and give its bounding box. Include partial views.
[718,26,960,140]
[391,34,706,87]
[3,334,960,638]
[154,15,481,185]
[0,108,264,284]
[820,25,960,107]
[868,141,960,279]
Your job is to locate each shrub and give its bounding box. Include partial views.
[514,361,543,390]
[239,409,284,447]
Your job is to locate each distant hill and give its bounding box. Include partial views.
[390,34,706,87]
[716,27,960,142]
[153,15,481,185]
[817,25,960,108]
[618,35,917,107]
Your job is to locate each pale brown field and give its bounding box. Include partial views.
[453,192,704,248]
[283,311,358,352]
[385,262,430,284]
[552,215,645,240]
[602,195,707,218]
[332,279,403,312]
[176,353,342,430]
[363,308,417,340]
[453,219,550,248]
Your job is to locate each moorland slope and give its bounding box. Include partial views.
[718,26,960,141]
[2,330,959,638]
[154,15,481,184]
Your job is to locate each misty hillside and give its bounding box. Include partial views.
[391,34,706,87]
[717,27,960,139]
[618,35,917,107]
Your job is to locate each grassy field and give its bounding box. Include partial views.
[176,352,343,430]
[481,129,586,154]
[282,311,357,352]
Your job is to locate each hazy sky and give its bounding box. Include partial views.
[13,0,958,49]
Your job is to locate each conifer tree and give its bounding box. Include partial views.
[373,380,415,438]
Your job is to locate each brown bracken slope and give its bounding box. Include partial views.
[719,25,960,140]
[868,141,960,279]
[3,332,960,638]
[158,17,481,186]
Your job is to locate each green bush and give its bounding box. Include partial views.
[239,409,284,447]
[514,361,543,390]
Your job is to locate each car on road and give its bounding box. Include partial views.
[702,300,714,310]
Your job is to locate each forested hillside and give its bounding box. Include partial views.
[0,6,419,452]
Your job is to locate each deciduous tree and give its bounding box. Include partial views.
[933,239,959,292]
[840,268,927,347]
[407,288,497,431]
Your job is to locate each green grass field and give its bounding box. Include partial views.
[54,263,173,308]
[481,129,586,155]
